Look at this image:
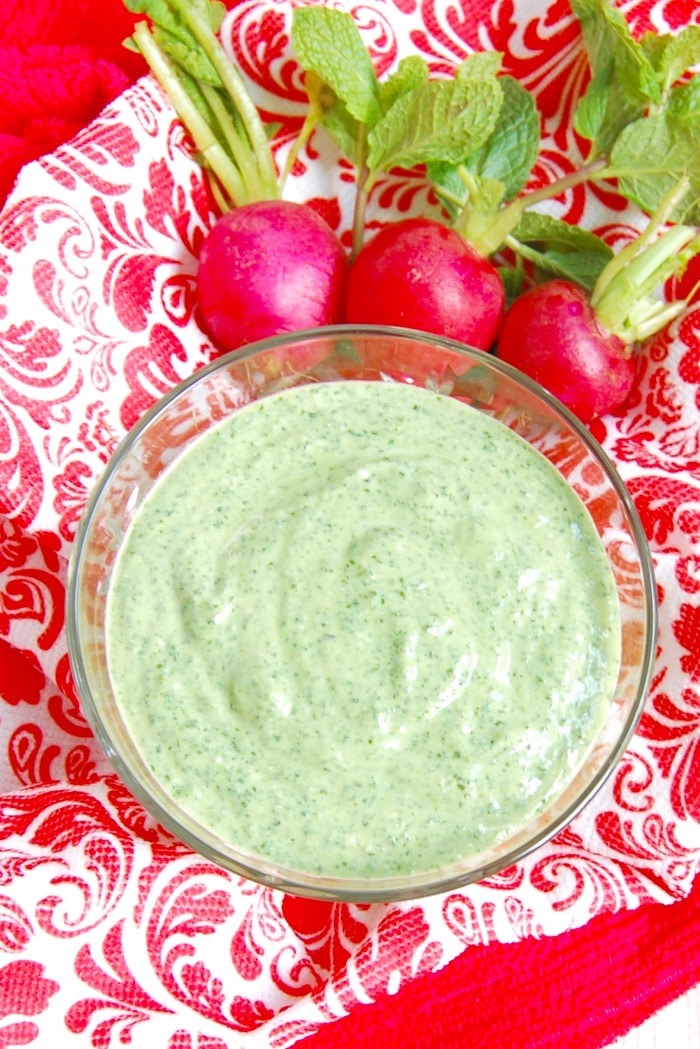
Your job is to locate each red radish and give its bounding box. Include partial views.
[497,280,637,423]
[197,200,348,353]
[343,217,505,351]
[497,209,700,424]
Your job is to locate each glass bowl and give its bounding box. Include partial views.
[66,325,657,901]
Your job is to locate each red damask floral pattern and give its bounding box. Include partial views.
[1,0,699,1045]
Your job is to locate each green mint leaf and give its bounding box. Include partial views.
[574,69,610,141]
[575,74,642,156]
[460,76,539,202]
[650,25,700,94]
[378,55,429,112]
[639,30,668,71]
[367,76,502,176]
[292,7,381,127]
[317,91,364,166]
[570,0,661,107]
[456,51,503,80]
[427,74,538,239]
[607,113,700,223]
[570,0,661,155]
[511,211,613,290]
[667,78,700,125]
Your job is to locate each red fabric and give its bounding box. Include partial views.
[1,3,698,1047]
[299,880,700,1048]
[0,0,144,205]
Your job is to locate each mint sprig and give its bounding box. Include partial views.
[571,0,660,156]
[427,74,542,257]
[292,0,700,284]
[440,1,700,273]
[291,6,381,126]
[569,0,700,222]
[291,6,504,254]
[124,0,700,320]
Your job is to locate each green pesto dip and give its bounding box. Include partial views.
[106,379,620,879]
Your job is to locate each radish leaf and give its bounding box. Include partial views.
[126,0,221,83]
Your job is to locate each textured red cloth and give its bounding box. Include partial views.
[0,0,144,205]
[299,879,700,1049]
[2,3,698,1047]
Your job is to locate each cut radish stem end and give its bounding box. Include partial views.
[197,200,348,353]
[343,217,506,351]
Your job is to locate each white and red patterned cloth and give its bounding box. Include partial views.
[1,0,699,1046]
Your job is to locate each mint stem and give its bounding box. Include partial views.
[280,103,323,192]
[518,157,609,210]
[456,158,609,257]
[351,127,370,257]
[352,176,370,258]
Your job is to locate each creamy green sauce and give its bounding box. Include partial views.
[107,380,620,879]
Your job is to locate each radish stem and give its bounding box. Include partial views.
[199,82,265,204]
[133,23,248,207]
[169,0,279,200]
[589,178,700,342]
[591,177,691,305]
